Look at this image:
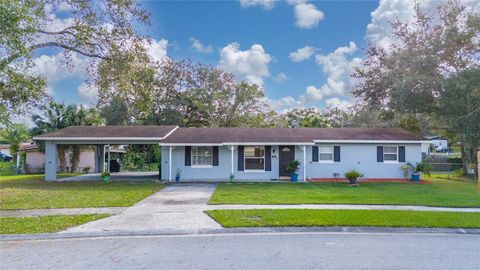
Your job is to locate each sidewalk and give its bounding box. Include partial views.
[2,203,479,218]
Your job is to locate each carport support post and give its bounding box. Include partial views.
[45,141,57,181]
[477,148,479,193]
[107,144,111,173]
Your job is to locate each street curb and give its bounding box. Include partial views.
[2,226,480,241]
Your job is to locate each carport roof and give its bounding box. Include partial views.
[33,125,178,140]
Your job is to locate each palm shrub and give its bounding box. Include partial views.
[286,160,301,175]
[344,169,363,184]
[404,162,432,176]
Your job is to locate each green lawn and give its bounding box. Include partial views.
[209,178,480,207]
[0,214,110,234]
[0,174,164,210]
[207,209,480,228]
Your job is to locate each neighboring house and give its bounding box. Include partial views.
[34,126,425,181]
[425,135,449,152]
[0,144,12,157]
[21,144,95,173]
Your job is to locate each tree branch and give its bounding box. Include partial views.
[1,42,109,69]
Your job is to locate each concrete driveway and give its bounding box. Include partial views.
[65,183,221,233]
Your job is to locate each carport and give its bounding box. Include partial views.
[33,126,178,181]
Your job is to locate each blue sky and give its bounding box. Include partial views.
[35,0,462,112]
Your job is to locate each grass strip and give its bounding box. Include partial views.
[0,214,110,234]
[206,209,480,228]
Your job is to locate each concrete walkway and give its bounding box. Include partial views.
[0,207,126,218]
[205,204,480,213]
[64,183,221,233]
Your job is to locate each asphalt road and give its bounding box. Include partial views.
[1,232,479,270]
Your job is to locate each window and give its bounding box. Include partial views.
[319,146,333,162]
[244,146,265,170]
[383,146,398,162]
[191,146,213,167]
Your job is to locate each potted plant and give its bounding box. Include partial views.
[287,160,301,182]
[175,168,182,182]
[229,173,235,182]
[344,169,363,185]
[403,162,431,181]
[101,172,110,182]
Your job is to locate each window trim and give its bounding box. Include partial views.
[383,145,399,164]
[191,146,213,167]
[318,145,334,163]
[244,146,265,171]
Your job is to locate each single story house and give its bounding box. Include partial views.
[34,126,425,181]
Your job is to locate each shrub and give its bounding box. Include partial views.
[82,166,91,174]
[344,169,363,180]
[286,160,301,174]
[405,162,432,176]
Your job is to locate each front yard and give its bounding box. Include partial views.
[0,174,164,210]
[207,209,480,228]
[209,178,480,207]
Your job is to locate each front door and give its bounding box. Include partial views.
[279,145,295,177]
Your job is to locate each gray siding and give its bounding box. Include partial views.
[161,143,421,181]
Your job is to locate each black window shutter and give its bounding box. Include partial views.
[312,146,319,162]
[238,146,244,171]
[398,146,405,162]
[185,146,191,166]
[212,146,219,166]
[265,146,271,171]
[334,146,340,162]
[377,146,383,162]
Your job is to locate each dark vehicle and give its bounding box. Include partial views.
[0,152,12,162]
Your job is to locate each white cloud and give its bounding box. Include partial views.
[293,2,324,29]
[289,46,315,62]
[219,43,272,86]
[307,41,361,100]
[77,83,98,103]
[143,39,168,62]
[273,72,288,83]
[267,96,303,112]
[239,0,278,10]
[366,0,417,48]
[366,0,480,49]
[32,53,88,84]
[325,97,352,109]
[189,37,213,53]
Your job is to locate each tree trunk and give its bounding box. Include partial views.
[57,145,67,172]
[70,145,81,173]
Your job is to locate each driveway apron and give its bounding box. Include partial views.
[64,184,221,233]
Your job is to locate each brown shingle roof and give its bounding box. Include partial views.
[33,126,424,143]
[160,127,425,144]
[34,126,177,139]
